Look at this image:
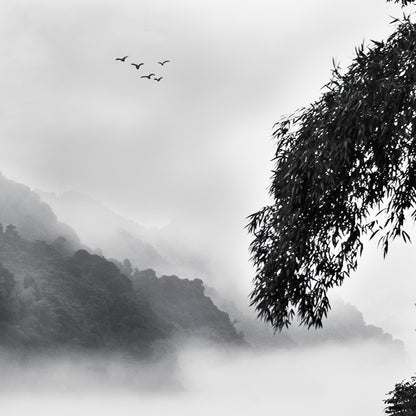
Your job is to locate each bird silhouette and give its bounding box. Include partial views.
[115,56,128,62]
[158,60,170,66]
[140,73,155,79]
[154,77,163,82]
[131,62,144,70]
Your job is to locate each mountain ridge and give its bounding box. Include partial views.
[0,173,406,356]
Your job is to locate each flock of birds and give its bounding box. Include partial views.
[115,56,170,82]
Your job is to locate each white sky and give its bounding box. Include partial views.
[1,0,415,360]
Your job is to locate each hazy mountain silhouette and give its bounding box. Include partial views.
[36,188,406,353]
[37,190,166,271]
[0,173,80,251]
[205,287,406,351]
[0,174,245,353]
[37,190,210,278]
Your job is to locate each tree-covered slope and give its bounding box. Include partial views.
[130,268,245,344]
[0,224,244,353]
[0,226,167,353]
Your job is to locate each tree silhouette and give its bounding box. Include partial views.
[248,9,416,330]
[385,376,416,415]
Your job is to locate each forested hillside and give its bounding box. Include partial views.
[0,224,244,354]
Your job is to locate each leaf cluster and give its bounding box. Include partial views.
[385,376,416,415]
[248,17,416,330]
[387,0,416,6]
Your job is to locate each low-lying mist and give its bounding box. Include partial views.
[0,339,410,416]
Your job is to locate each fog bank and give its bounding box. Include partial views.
[0,340,410,416]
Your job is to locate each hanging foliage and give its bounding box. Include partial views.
[248,16,416,330]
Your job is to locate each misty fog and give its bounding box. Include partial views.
[0,340,410,416]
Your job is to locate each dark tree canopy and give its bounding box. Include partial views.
[385,376,416,415]
[388,0,416,6]
[248,16,416,330]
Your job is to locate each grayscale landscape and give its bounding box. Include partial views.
[0,0,415,415]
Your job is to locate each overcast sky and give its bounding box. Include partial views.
[1,0,415,360]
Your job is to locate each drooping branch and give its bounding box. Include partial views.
[248,17,416,330]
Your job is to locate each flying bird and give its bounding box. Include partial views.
[140,73,155,79]
[115,56,128,62]
[131,63,144,70]
[158,60,170,66]
[154,77,163,82]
